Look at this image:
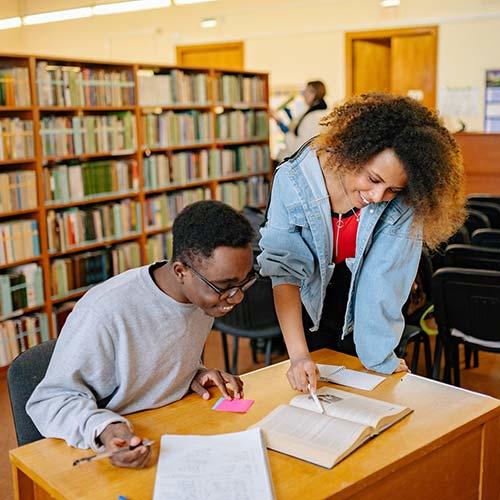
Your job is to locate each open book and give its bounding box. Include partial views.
[250,387,412,469]
[153,428,275,500]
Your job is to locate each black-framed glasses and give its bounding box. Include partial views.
[185,263,257,301]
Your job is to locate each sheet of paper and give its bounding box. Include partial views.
[153,429,274,500]
[212,397,255,413]
[317,364,385,391]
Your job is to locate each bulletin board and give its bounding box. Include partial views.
[485,70,500,132]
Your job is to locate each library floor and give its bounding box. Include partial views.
[1,332,499,500]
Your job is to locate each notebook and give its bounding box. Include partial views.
[250,386,412,469]
[318,364,386,390]
[153,428,275,500]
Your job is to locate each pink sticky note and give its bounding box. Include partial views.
[213,398,254,413]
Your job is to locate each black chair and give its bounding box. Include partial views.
[467,194,500,207]
[214,275,282,374]
[464,209,490,238]
[7,340,56,446]
[444,244,500,271]
[432,268,500,386]
[471,228,500,248]
[430,225,470,271]
[467,201,500,229]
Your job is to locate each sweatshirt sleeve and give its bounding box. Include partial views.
[26,305,130,450]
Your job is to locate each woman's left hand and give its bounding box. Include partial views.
[394,358,411,373]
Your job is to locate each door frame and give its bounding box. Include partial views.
[345,26,438,107]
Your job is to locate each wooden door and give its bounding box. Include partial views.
[176,42,244,70]
[352,39,391,95]
[391,33,436,109]
[346,26,438,108]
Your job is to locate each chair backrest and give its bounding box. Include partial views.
[7,340,56,446]
[430,225,470,271]
[471,228,500,249]
[444,244,500,271]
[464,209,490,238]
[213,275,280,338]
[467,194,500,208]
[432,267,500,345]
[467,201,500,229]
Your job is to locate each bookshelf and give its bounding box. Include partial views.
[0,53,270,369]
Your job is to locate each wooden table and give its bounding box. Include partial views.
[10,350,500,500]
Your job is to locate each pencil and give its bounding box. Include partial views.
[307,383,326,414]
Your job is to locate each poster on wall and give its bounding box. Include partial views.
[485,70,500,132]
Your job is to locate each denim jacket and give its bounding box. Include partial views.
[257,145,422,373]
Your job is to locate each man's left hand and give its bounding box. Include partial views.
[190,368,244,400]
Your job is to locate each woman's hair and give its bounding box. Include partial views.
[313,93,466,249]
[306,80,326,101]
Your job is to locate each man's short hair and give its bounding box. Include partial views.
[172,200,255,263]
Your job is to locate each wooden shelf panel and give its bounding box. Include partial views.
[0,256,41,271]
[214,103,268,110]
[39,105,136,112]
[0,106,33,112]
[42,150,137,162]
[215,138,269,146]
[45,191,140,210]
[0,304,45,322]
[143,143,214,153]
[0,158,36,166]
[48,233,142,258]
[145,226,172,236]
[0,207,38,218]
[140,104,211,112]
[51,285,95,304]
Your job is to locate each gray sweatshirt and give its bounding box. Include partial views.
[27,263,213,450]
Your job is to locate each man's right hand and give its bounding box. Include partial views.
[287,355,319,393]
[98,422,151,468]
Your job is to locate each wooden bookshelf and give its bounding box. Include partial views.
[0,53,270,367]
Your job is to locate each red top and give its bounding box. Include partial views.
[332,209,360,264]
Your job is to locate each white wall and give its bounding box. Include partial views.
[1,0,499,130]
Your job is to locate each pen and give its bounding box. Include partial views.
[307,383,326,414]
[73,439,154,466]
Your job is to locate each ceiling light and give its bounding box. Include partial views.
[92,0,171,15]
[23,7,92,25]
[0,17,22,30]
[174,0,215,4]
[380,0,400,6]
[200,17,217,28]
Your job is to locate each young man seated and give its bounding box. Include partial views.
[27,200,256,468]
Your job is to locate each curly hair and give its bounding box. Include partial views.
[172,200,254,263]
[313,93,466,249]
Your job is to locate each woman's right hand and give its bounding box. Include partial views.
[287,356,319,393]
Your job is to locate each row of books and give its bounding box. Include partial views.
[0,312,49,367]
[51,242,140,298]
[214,74,266,104]
[0,219,40,266]
[143,144,270,188]
[143,110,212,148]
[0,118,34,161]
[40,112,137,157]
[138,70,208,106]
[0,170,37,213]
[44,159,139,203]
[146,232,172,264]
[215,110,269,141]
[36,62,135,107]
[0,67,31,107]
[46,199,141,252]
[0,263,44,316]
[216,177,269,210]
[145,188,211,230]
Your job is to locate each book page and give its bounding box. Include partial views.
[318,364,385,391]
[290,387,411,431]
[251,404,371,469]
[153,429,275,500]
